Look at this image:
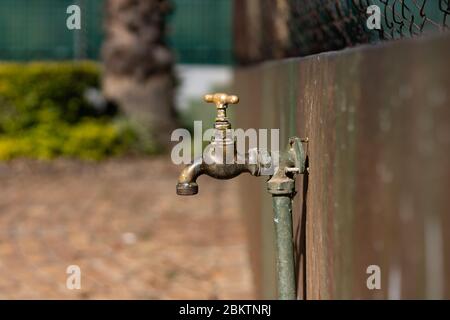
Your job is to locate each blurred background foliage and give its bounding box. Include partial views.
[0,0,235,161]
[0,62,145,160]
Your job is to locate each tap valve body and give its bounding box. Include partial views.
[176,93,266,195]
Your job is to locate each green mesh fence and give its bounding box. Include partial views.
[167,0,233,64]
[0,0,234,65]
[234,0,450,64]
[0,0,103,60]
[287,0,450,56]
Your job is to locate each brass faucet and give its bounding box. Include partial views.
[176,93,308,299]
[176,93,270,195]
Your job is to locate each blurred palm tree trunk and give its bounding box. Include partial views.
[102,0,176,150]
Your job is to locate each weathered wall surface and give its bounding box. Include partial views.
[234,34,450,299]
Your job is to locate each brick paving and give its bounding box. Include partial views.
[0,157,254,299]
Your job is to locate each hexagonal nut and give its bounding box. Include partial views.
[267,177,295,195]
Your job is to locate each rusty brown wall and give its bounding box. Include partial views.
[234,34,450,299]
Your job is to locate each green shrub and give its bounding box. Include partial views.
[62,120,137,160]
[0,62,142,161]
[0,120,136,161]
[0,62,103,132]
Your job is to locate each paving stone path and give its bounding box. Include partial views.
[0,157,254,299]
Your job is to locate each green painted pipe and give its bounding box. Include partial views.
[267,137,306,299]
[272,195,296,300]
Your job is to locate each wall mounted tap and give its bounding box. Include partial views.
[176,93,270,195]
[175,93,307,300]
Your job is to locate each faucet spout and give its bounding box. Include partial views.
[176,149,262,196]
[176,157,204,195]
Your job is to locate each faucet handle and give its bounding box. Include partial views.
[204,93,239,129]
[204,93,239,106]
